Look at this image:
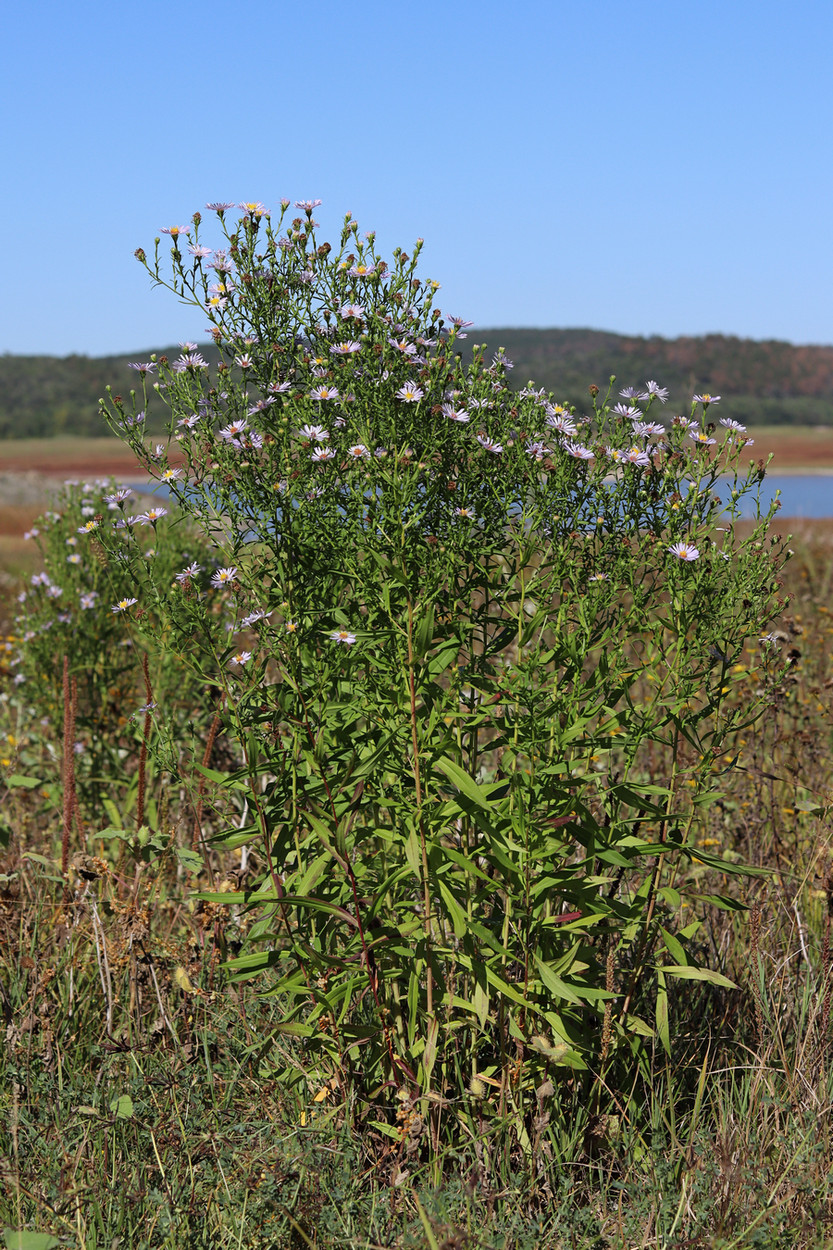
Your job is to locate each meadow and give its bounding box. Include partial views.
[2,202,833,1249]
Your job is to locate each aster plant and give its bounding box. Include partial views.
[97,199,789,1140]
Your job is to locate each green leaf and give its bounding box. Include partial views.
[109,1093,134,1119]
[660,926,688,966]
[657,965,737,989]
[5,774,42,789]
[656,972,671,1055]
[175,847,203,874]
[434,756,507,811]
[3,1233,61,1250]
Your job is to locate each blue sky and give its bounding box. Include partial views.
[3,0,831,356]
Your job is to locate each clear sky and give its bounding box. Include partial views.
[3,0,831,356]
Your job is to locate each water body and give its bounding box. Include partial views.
[721,475,833,520]
[132,473,833,521]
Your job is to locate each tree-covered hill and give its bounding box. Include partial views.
[3,329,833,438]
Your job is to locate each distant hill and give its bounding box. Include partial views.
[3,330,833,438]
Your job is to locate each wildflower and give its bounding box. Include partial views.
[128,362,156,375]
[159,225,190,237]
[689,431,717,447]
[136,507,168,525]
[176,562,202,583]
[205,296,228,312]
[188,244,212,258]
[235,353,253,369]
[238,201,269,216]
[619,386,648,400]
[340,303,365,319]
[441,404,469,423]
[330,629,357,645]
[206,201,235,212]
[645,381,670,403]
[491,351,513,369]
[230,651,252,666]
[566,443,594,460]
[134,701,158,717]
[112,597,138,612]
[161,468,182,482]
[525,441,548,461]
[330,340,362,356]
[448,316,474,337]
[211,567,238,588]
[309,384,340,402]
[389,337,418,356]
[632,420,665,438]
[348,263,375,278]
[219,419,249,442]
[693,393,721,405]
[23,529,39,540]
[475,434,503,454]
[268,379,292,394]
[623,445,651,467]
[241,609,272,627]
[588,573,609,582]
[454,507,476,519]
[347,444,370,459]
[395,381,424,403]
[613,403,640,418]
[80,592,97,609]
[285,621,298,633]
[719,418,747,432]
[78,519,99,534]
[103,487,133,505]
[67,553,81,565]
[668,541,700,561]
[46,585,63,599]
[295,198,323,212]
[299,423,329,442]
[312,447,336,462]
[546,413,578,437]
[173,352,208,372]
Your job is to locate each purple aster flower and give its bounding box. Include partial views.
[693,393,721,405]
[103,487,133,506]
[475,434,504,454]
[395,381,424,403]
[295,199,323,212]
[566,444,594,461]
[719,418,747,432]
[645,381,669,403]
[128,362,156,375]
[619,386,648,400]
[311,447,336,462]
[347,263,375,278]
[136,507,168,525]
[631,421,665,438]
[668,541,700,561]
[23,528,39,540]
[175,562,202,583]
[268,380,292,394]
[340,303,365,319]
[112,597,138,613]
[188,244,212,258]
[299,424,329,442]
[230,650,252,666]
[330,629,357,645]
[206,202,235,212]
[613,403,640,418]
[219,418,249,442]
[623,445,652,467]
[77,519,99,534]
[235,353,253,369]
[45,585,63,599]
[347,444,369,459]
[546,413,578,437]
[80,592,98,609]
[211,567,238,588]
[238,201,269,217]
[330,340,362,356]
[172,352,208,372]
[241,609,272,627]
[689,431,717,447]
[441,404,469,423]
[309,384,340,402]
[525,441,548,461]
[159,225,190,237]
[247,397,276,415]
[454,506,476,519]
